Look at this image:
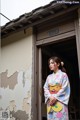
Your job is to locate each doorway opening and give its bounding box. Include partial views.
[41,37,80,120]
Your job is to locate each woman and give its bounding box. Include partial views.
[43,56,70,120]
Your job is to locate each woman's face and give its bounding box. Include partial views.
[49,59,60,72]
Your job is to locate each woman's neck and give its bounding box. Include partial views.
[53,69,59,74]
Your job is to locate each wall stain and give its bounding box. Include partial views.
[8,100,16,112]
[0,70,18,89]
[11,110,29,120]
[0,70,31,120]
[0,95,2,99]
[22,98,30,114]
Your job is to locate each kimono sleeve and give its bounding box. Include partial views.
[53,73,70,105]
[43,76,51,104]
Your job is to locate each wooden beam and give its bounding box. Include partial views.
[75,8,80,75]
[18,24,23,27]
[27,20,32,24]
[31,28,38,120]
[38,48,42,120]
[49,10,55,14]
[62,4,68,9]
[11,27,16,30]
[38,15,43,19]
[3,31,8,34]
[36,31,75,46]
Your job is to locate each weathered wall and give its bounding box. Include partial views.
[0,28,33,120]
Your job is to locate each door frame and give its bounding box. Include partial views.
[34,19,80,120]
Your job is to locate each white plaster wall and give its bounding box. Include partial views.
[0,28,33,120]
[1,28,32,75]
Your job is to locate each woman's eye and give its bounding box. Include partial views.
[51,62,54,64]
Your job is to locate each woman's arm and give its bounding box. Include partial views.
[53,73,70,105]
[43,76,51,103]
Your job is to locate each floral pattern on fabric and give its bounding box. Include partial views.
[44,70,70,120]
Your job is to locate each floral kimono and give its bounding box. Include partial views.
[43,70,70,120]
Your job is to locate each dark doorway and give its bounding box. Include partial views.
[41,37,80,120]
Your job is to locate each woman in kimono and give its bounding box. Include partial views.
[43,56,70,120]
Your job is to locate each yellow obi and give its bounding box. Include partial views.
[47,101,63,113]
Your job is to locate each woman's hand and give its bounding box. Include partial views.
[48,96,57,105]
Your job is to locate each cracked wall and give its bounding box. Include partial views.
[0,28,33,120]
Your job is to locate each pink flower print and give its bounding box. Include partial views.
[65,107,67,112]
[56,74,59,78]
[64,107,68,116]
[56,112,63,118]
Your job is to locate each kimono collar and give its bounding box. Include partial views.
[53,69,61,75]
